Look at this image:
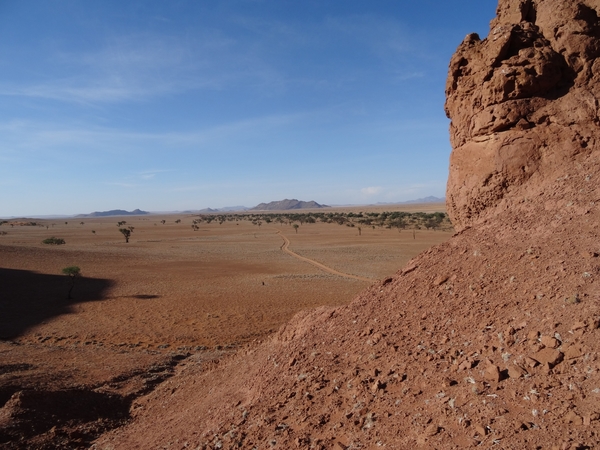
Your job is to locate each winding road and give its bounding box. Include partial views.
[277,230,374,282]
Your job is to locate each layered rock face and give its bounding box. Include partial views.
[445,0,600,230]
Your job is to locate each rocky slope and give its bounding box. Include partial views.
[92,1,600,448]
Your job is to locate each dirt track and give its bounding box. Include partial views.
[277,230,374,282]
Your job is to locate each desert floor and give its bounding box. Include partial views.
[0,204,452,404]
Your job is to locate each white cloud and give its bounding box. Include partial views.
[361,186,383,196]
[138,169,175,180]
[0,11,423,106]
[0,29,285,104]
[0,111,305,158]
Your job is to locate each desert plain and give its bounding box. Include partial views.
[0,204,452,445]
[0,204,451,349]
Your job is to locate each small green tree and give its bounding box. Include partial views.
[62,266,81,300]
[42,237,65,245]
[119,226,135,243]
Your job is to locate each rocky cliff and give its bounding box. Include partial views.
[445,0,600,230]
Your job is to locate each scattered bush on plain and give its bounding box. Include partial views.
[42,237,66,245]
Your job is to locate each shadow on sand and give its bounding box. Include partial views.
[0,268,114,339]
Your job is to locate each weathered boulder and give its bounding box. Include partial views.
[445,0,600,230]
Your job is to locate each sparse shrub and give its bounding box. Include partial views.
[62,266,81,299]
[42,237,65,245]
[119,226,134,243]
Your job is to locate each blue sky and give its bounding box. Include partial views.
[0,0,497,217]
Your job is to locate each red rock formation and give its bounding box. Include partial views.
[445,0,600,230]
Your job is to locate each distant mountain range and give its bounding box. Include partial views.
[180,197,444,214]
[76,209,149,218]
[376,196,445,205]
[196,206,250,213]
[29,196,444,219]
[250,199,329,211]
